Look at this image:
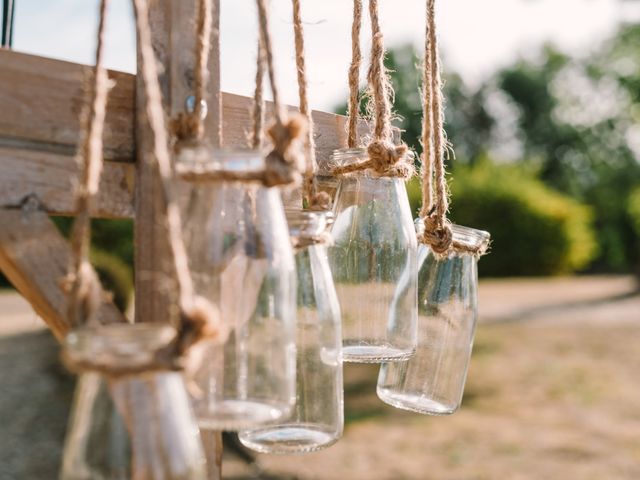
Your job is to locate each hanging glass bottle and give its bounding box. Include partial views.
[180,149,297,431]
[239,209,343,453]
[60,324,207,480]
[328,147,418,363]
[377,221,490,415]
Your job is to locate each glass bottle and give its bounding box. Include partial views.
[239,209,344,454]
[328,147,418,363]
[60,324,207,480]
[180,149,297,431]
[377,222,490,415]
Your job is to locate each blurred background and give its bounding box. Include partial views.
[1,0,640,479]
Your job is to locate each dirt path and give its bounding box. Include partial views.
[1,276,639,479]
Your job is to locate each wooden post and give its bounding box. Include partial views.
[134,0,222,477]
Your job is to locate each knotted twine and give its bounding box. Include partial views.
[291,0,330,210]
[65,0,111,329]
[419,0,488,257]
[176,0,306,188]
[255,0,306,187]
[332,0,415,179]
[170,0,215,146]
[347,0,362,149]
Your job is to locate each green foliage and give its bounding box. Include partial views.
[90,248,133,311]
[629,187,640,237]
[407,161,598,276]
[339,24,640,274]
[51,217,134,310]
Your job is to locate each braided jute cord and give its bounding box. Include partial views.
[65,0,111,329]
[250,35,266,150]
[419,0,487,257]
[292,0,330,210]
[255,0,306,187]
[177,0,306,188]
[347,0,362,149]
[332,0,414,179]
[170,0,213,144]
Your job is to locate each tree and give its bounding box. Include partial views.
[336,24,640,273]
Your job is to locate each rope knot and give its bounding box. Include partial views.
[422,215,453,255]
[63,260,104,327]
[170,112,203,142]
[367,141,415,178]
[263,114,307,187]
[308,191,332,211]
[176,295,225,357]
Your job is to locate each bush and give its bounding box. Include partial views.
[628,187,640,238]
[628,187,640,277]
[406,160,598,276]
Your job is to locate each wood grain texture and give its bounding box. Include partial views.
[0,208,128,341]
[0,50,361,171]
[0,49,134,161]
[0,146,134,218]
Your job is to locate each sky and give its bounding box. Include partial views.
[8,0,640,112]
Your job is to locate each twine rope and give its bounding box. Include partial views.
[254,0,306,188]
[419,0,452,254]
[419,0,487,257]
[347,0,362,149]
[332,0,414,179]
[250,35,266,150]
[132,0,221,362]
[170,0,213,142]
[66,0,111,328]
[292,0,330,209]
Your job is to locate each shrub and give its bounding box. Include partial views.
[406,160,598,276]
[628,187,640,238]
[628,187,640,278]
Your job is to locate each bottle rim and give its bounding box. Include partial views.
[177,147,265,175]
[64,324,176,370]
[285,208,333,240]
[415,219,490,252]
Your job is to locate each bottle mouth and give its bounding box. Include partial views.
[176,147,265,176]
[285,208,333,240]
[325,147,368,175]
[64,324,176,370]
[415,219,490,253]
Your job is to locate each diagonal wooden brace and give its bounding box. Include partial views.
[0,205,128,342]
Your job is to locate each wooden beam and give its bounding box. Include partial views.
[0,50,356,169]
[0,207,128,342]
[0,49,134,161]
[0,146,135,218]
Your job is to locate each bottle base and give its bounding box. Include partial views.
[196,400,290,431]
[239,424,339,454]
[376,387,458,416]
[342,345,415,363]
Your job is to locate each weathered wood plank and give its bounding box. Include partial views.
[0,49,135,161]
[0,207,128,342]
[0,146,135,218]
[0,50,356,171]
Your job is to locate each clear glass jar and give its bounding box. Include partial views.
[239,209,344,454]
[328,148,417,363]
[377,222,490,415]
[180,149,297,431]
[60,324,207,480]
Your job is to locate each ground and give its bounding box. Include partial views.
[1,276,639,480]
